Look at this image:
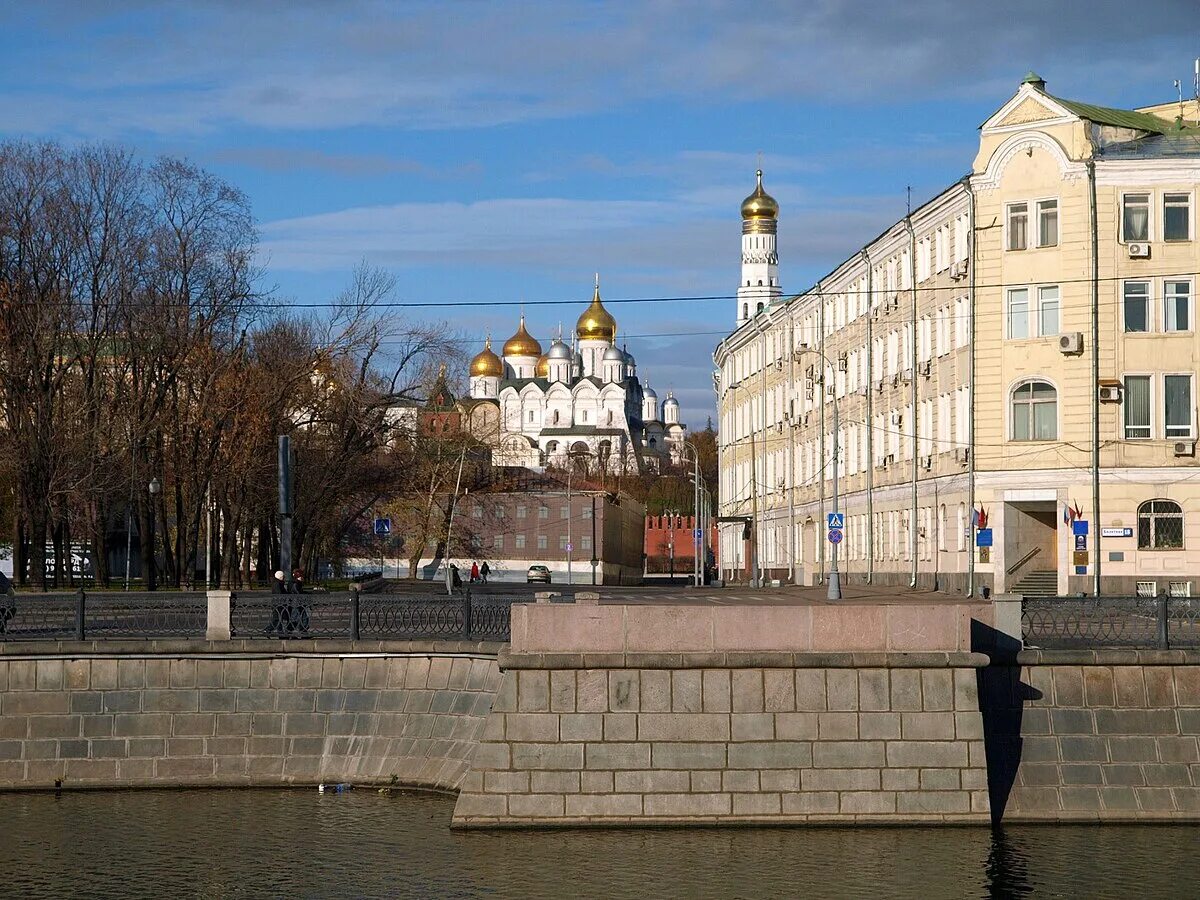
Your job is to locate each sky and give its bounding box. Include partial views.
[2,1,1198,426]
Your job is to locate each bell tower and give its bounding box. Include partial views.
[737,169,781,328]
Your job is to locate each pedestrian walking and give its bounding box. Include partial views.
[480,561,490,584]
[470,562,480,584]
[269,570,289,635]
[451,564,462,593]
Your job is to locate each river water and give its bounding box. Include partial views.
[1,789,1195,898]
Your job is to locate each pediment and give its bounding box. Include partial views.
[980,85,1076,134]
[996,96,1060,128]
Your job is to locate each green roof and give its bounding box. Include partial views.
[1052,95,1197,135]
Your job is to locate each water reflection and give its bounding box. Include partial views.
[0,790,1195,899]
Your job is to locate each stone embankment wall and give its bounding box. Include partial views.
[0,641,501,790]
[990,650,1200,820]
[452,651,991,826]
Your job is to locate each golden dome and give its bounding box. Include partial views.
[469,335,504,378]
[740,169,779,220]
[502,315,543,357]
[535,351,550,378]
[576,276,617,342]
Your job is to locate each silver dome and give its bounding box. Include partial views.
[642,384,658,401]
[603,345,625,361]
[546,339,572,360]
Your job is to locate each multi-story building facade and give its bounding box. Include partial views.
[715,73,1200,597]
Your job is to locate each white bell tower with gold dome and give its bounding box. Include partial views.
[576,274,617,377]
[737,169,781,328]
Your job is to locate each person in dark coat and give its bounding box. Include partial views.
[269,570,289,635]
[480,561,490,584]
[0,570,14,634]
[451,564,462,593]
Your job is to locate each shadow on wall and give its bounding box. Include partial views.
[971,620,1042,825]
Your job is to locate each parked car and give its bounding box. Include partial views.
[526,565,552,584]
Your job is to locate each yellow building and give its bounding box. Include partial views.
[714,73,1200,597]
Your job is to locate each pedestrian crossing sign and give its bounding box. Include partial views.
[827,513,844,530]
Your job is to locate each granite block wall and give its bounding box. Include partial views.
[988,652,1200,821]
[0,645,502,790]
[452,652,992,826]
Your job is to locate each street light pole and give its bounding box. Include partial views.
[794,344,842,601]
[567,466,573,586]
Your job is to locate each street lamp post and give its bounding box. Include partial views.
[147,476,162,592]
[794,344,842,601]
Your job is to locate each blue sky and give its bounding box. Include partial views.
[2,1,1197,425]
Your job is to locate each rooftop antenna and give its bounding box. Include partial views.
[1194,57,1199,125]
[1175,78,1184,123]
[906,185,912,217]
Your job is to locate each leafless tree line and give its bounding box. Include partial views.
[0,140,456,589]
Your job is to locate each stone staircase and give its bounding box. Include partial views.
[1013,569,1058,598]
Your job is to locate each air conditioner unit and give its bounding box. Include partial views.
[1098,385,1122,403]
[1059,332,1084,355]
[838,354,848,372]
[950,261,968,280]
[1127,242,1151,259]
[884,453,896,467]
[921,455,933,471]
[805,364,815,379]
[776,423,784,434]
[774,359,784,372]
[955,447,970,464]
[918,361,932,377]
[890,411,903,426]
[1174,440,1196,458]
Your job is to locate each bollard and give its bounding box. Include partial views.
[462,589,473,639]
[1157,593,1169,650]
[350,588,361,641]
[75,588,86,641]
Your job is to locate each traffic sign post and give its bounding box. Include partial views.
[827,512,844,530]
[828,529,843,545]
[373,517,391,537]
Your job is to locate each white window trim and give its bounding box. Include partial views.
[1122,279,1154,333]
[1005,284,1061,340]
[1033,195,1060,248]
[1162,371,1196,439]
[1007,376,1060,443]
[1161,277,1194,334]
[1161,189,1194,242]
[1120,191,1153,244]
[1005,201,1029,251]
[1122,371,1154,441]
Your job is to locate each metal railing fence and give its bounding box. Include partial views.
[0,590,512,642]
[1022,595,1200,649]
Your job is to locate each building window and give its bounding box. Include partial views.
[1007,202,1028,250]
[1011,380,1057,441]
[515,534,526,549]
[1036,199,1058,247]
[1007,289,1029,338]
[537,535,548,550]
[538,506,549,519]
[1123,281,1150,332]
[582,506,592,519]
[1122,193,1150,242]
[1164,281,1191,332]
[1138,499,1183,550]
[581,536,592,551]
[1164,374,1193,438]
[558,535,568,550]
[1037,286,1060,336]
[1123,375,1151,440]
[494,535,504,550]
[1169,581,1191,597]
[1136,580,1157,598]
[495,507,505,519]
[516,505,526,518]
[1164,193,1191,242]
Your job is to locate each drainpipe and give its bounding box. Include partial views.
[906,217,919,589]
[788,318,797,585]
[1088,160,1102,597]
[816,288,826,585]
[964,177,977,598]
[758,318,770,586]
[863,251,874,583]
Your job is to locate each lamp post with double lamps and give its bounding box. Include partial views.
[793,344,843,601]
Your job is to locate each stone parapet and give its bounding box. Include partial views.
[509,602,993,656]
[453,656,990,827]
[499,651,993,670]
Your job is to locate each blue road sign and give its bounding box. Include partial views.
[1073,519,1089,536]
[827,512,845,530]
[374,517,392,536]
[828,528,843,544]
[694,529,703,539]
[976,528,993,547]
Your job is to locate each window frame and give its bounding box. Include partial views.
[1122,373,1153,441]
[1137,499,1184,551]
[1006,284,1061,340]
[1034,197,1060,248]
[1162,191,1192,243]
[1009,378,1059,442]
[1162,278,1193,333]
[1006,287,1031,340]
[1006,201,1029,251]
[1163,372,1195,439]
[1122,279,1152,333]
[1121,192,1152,243]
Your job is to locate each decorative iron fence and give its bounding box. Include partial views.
[0,592,207,641]
[1022,595,1200,649]
[0,590,514,642]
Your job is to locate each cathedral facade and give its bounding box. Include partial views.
[466,278,686,473]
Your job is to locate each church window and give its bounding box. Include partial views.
[743,303,749,318]
[757,302,764,313]
[552,410,559,424]
[527,410,534,422]
[649,437,657,448]
[582,410,588,423]
[758,280,763,286]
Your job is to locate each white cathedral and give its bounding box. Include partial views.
[464,277,686,473]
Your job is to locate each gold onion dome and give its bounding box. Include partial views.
[576,276,617,342]
[535,351,550,378]
[502,315,543,357]
[469,335,504,378]
[740,169,779,220]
